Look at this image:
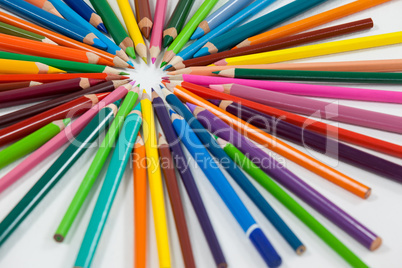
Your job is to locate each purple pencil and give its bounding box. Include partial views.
[188,102,381,251]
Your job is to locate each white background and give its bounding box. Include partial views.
[1,0,402,267]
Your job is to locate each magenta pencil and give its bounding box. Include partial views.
[209,83,402,134]
[167,74,402,103]
[0,82,133,193]
[150,0,167,64]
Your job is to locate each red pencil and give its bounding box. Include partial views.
[0,73,129,83]
[0,93,109,146]
[165,81,402,158]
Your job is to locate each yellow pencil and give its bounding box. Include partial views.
[140,90,171,268]
[0,59,65,74]
[116,0,148,63]
[212,31,402,66]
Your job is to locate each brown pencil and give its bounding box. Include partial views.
[0,81,42,92]
[157,131,196,268]
[168,18,373,70]
[134,0,153,38]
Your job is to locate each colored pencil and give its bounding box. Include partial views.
[134,0,153,38]
[117,0,148,63]
[150,0,168,64]
[0,78,103,106]
[55,82,138,240]
[215,100,402,183]
[165,85,372,199]
[164,87,305,254]
[0,51,127,75]
[0,93,108,147]
[191,105,380,252]
[74,103,142,268]
[160,0,219,67]
[166,0,277,69]
[0,58,64,74]
[168,18,374,70]
[216,68,402,84]
[163,0,195,48]
[158,131,196,268]
[169,58,402,76]
[152,88,226,267]
[0,119,70,169]
[0,101,119,245]
[0,73,128,83]
[0,33,112,66]
[191,0,255,40]
[216,83,402,133]
[0,11,130,68]
[0,80,128,128]
[0,0,106,50]
[49,0,131,64]
[63,0,108,33]
[215,137,368,267]
[0,83,131,193]
[89,0,135,59]
[0,81,42,92]
[24,0,63,18]
[170,110,282,267]
[213,31,402,66]
[167,74,402,103]
[133,134,147,268]
[170,80,402,158]
[0,21,57,44]
[141,91,171,267]
[195,0,328,57]
[236,0,391,49]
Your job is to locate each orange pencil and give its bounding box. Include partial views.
[0,33,112,65]
[0,73,128,83]
[235,0,391,48]
[168,85,371,199]
[24,0,64,18]
[0,11,131,68]
[133,134,147,268]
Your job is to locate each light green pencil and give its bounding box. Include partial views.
[0,118,70,169]
[215,136,368,268]
[160,0,219,67]
[54,81,139,241]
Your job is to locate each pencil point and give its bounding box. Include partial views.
[129,80,137,85]
[194,47,210,58]
[125,47,136,59]
[186,102,197,113]
[128,61,135,67]
[97,23,108,34]
[191,27,204,40]
[159,84,164,89]
[92,38,108,50]
[151,58,156,64]
[212,71,220,74]
[161,76,169,80]
[162,36,173,48]
[141,27,152,39]
[160,61,167,68]
[142,57,148,64]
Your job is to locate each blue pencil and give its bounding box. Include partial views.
[191,0,255,40]
[165,0,277,70]
[0,0,106,50]
[49,0,133,65]
[194,0,329,57]
[63,0,108,34]
[170,110,282,268]
[74,103,142,268]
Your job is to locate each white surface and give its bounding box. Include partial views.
[1,0,402,267]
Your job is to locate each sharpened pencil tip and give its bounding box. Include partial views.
[151,57,156,64]
[97,23,108,34]
[160,61,167,68]
[212,71,220,74]
[142,57,147,64]
[93,38,107,50]
[162,36,173,48]
[194,47,210,58]
[191,27,204,40]
[163,64,172,71]
[128,61,135,67]
[125,47,136,59]
[161,76,169,80]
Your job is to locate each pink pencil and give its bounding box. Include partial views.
[167,74,402,103]
[210,83,402,134]
[150,0,167,64]
[0,81,135,193]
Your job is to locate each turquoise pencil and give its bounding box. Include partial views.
[74,103,142,268]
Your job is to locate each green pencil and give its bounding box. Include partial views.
[0,51,128,75]
[0,21,57,45]
[0,118,70,169]
[89,0,136,59]
[216,137,368,268]
[160,0,218,67]
[162,0,195,48]
[215,68,402,84]
[54,83,139,241]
